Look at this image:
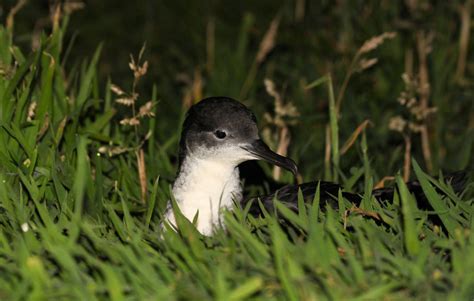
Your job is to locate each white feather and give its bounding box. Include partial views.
[164,145,252,235]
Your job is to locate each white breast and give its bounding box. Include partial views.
[164,156,242,235]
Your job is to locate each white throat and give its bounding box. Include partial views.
[164,154,242,235]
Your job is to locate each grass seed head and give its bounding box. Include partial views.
[110,84,126,96]
[115,96,136,106]
[358,57,378,72]
[358,32,397,55]
[27,101,37,122]
[138,101,156,118]
[389,115,407,133]
[129,55,148,80]
[120,117,140,126]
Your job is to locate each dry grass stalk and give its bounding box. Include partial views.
[263,79,299,181]
[273,127,291,180]
[107,45,155,203]
[340,119,372,155]
[357,58,378,72]
[389,71,437,179]
[192,68,203,102]
[30,1,83,49]
[181,89,193,109]
[295,0,306,22]
[264,79,299,127]
[343,205,381,229]
[358,32,397,55]
[455,0,472,82]
[373,176,395,189]
[137,148,147,203]
[180,68,203,108]
[264,79,283,108]
[6,0,27,31]
[416,31,433,172]
[112,44,150,132]
[336,32,396,113]
[240,15,280,99]
[403,134,412,181]
[256,17,280,64]
[404,48,414,78]
[51,4,61,32]
[32,17,50,50]
[416,32,431,108]
[63,1,85,15]
[324,125,331,180]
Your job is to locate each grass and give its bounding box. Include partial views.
[1,2,474,300]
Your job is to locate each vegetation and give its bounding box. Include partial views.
[0,1,473,300]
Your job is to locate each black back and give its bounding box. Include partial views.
[244,171,468,217]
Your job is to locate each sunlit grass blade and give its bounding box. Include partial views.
[352,282,401,301]
[75,44,103,110]
[36,53,55,125]
[145,176,159,228]
[227,277,263,301]
[0,47,40,121]
[72,136,89,219]
[274,199,307,231]
[224,212,270,261]
[396,174,420,256]
[412,160,459,236]
[271,222,299,301]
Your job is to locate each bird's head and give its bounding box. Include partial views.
[178,96,298,175]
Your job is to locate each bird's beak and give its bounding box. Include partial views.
[241,139,298,176]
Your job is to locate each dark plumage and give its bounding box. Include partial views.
[244,172,468,218]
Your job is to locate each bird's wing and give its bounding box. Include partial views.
[242,171,468,217]
[242,181,361,216]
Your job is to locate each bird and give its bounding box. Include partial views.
[163,96,467,235]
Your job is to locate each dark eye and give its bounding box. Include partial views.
[214,130,227,139]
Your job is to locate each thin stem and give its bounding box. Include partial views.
[335,52,361,115]
[403,134,412,182]
[328,75,339,182]
[416,31,433,172]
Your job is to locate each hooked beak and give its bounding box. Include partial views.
[241,139,298,176]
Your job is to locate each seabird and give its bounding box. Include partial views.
[163,96,467,235]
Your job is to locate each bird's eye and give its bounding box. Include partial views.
[214,130,227,139]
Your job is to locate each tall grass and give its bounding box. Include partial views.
[0,2,473,300]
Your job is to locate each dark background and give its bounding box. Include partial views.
[2,0,473,183]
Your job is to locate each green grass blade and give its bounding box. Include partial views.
[396,174,420,256]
